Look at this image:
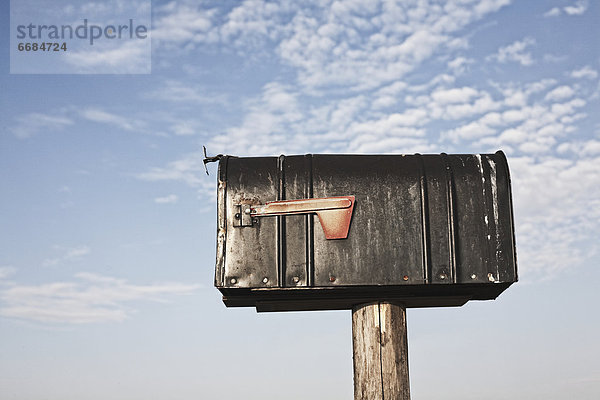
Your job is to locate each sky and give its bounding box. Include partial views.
[1,0,599,399]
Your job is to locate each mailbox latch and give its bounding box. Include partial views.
[233,196,355,239]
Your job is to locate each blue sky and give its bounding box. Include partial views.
[1,0,599,399]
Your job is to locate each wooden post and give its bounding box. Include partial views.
[352,302,410,400]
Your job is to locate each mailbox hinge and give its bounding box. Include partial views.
[233,204,254,227]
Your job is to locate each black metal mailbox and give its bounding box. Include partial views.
[213,151,517,312]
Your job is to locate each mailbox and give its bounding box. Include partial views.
[212,151,517,312]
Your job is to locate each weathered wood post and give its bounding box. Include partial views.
[352,302,410,400]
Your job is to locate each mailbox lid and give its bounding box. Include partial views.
[214,151,517,308]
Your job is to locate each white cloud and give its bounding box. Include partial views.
[81,108,141,131]
[544,85,576,102]
[443,120,497,142]
[445,95,498,119]
[499,128,528,144]
[571,66,598,80]
[12,113,74,139]
[488,37,535,66]
[0,266,16,282]
[344,110,428,151]
[346,135,433,154]
[329,96,369,126]
[220,0,293,51]
[473,0,512,16]
[137,151,219,208]
[490,79,556,108]
[431,87,479,104]
[171,121,197,136]
[557,140,600,157]
[154,194,179,204]
[543,53,569,63]
[275,0,510,91]
[543,7,561,17]
[11,106,163,141]
[564,0,588,15]
[143,80,227,105]
[440,78,590,158]
[150,1,511,91]
[207,82,306,155]
[550,98,586,118]
[543,1,588,17]
[43,245,91,267]
[152,0,294,57]
[447,56,474,75]
[138,153,206,187]
[64,246,91,259]
[523,79,559,96]
[152,2,218,45]
[64,40,150,74]
[413,87,500,121]
[510,155,600,279]
[0,272,201,324]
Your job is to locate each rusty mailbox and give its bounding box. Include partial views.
[212,151,517,312]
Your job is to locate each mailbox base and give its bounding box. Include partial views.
[218,282,514,312]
